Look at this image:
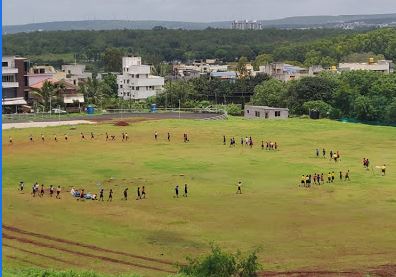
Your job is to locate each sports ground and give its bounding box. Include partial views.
[2,117,396,276]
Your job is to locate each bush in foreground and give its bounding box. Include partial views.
[178,244,262,277]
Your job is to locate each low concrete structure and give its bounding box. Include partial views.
[244,105,289,119]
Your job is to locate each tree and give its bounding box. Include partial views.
[252,79,287,107]
[80,78,104,106]
[236,56,249,78]
[386,98,396,123]
[103,48,124,72]
[31,81,63,112]
[102,73,118,97]
[253,54,273,70]
[302,100,333,117]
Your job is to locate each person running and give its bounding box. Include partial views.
[345,170,350,181]
[123,188,128,200]
[125,132,129,141]
[322,148,326,158]
[223,135,226,145]
[154,131,158,140]
[141,186,146,199]
[236,181,242,194]
[40,184,45,197]
[106,132,109,141]
[261,141,264,150]
[327,172,331,183]
[99,189,104,201]
[321,173,324,184]
[29,135,33,142]
[49,185,54,197]
[64,134,68,141]
[329,150,333,161]
[366,159,370,170]
[41,134,45,143]
[339,171,343,181]
[81,132,85,140]
[9,136,13,144]
[122,132,125,141]
[306,175,311,187]
[108,189,113,201]
[331,171,335,182]
[56,186,61,199]
[240,138,244,146]
[91,132,95,139]
[274,142,278,150]
[381,164,386,176]
[313,174,317,184]
[136,187,141,200]
[111,135,116,141]
[175,185,179,198]
[167,132,170,142]
[316,148,319,157]
[19,181,24,191]
[54,134,57,142]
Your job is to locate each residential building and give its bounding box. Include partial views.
[61,64,92,85]
[117,56,164,100]
[232,20,263,30]
[338,59,394,73]
[210,71,237,81]
[2,56,30,112]
[28,65,66,86]
[29,78,84,112]
[259,63,309,81]
[244,105,289,119]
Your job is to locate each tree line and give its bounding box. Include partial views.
[4,27,388,71]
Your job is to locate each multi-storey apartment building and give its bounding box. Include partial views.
[232,20,263,30]
[2,56,30,111]
[117,57,164,100]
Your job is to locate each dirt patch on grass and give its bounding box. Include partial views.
[3,224,175,266]
[3,232,176,273]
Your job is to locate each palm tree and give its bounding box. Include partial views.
[31,81,63,112]
[80,78,104,106]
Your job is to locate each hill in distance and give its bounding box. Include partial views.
[3,13,396,34]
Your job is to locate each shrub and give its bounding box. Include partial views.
[179,244,261,277]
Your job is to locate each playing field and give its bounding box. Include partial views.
[2,117,396,276]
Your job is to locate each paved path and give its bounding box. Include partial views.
[2,120,95,130]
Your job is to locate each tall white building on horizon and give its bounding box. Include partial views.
[117,56,164,100]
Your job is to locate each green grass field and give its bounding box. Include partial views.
[2,117,396,276]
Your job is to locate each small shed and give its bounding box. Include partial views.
[244,105,289,119]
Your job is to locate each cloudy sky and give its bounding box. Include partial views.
[3,0,396,25]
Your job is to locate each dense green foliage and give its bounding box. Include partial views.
[179,245,261,277]
[251,71,396,123]
[4,28,396,70]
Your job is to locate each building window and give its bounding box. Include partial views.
[24,76,28,86]
[255,111,260,117]
[120,85,123,89]
[127,80,130,84]
[2,75,16,82]
[2,62,8,67]
[247,110,250,114]
[275,111,281,117]
[136,87,139,91]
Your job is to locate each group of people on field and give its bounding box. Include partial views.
[316,148,341,162]
[23,182,62,199]
[300,170,350,187]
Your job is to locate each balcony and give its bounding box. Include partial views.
[2,67,18,74]
[2,82,19,88]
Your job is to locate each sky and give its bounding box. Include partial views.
[3,0,396,25]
